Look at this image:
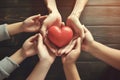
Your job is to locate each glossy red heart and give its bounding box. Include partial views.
[48,25,73,47]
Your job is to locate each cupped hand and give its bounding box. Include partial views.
[67,15,84,38]
[37,33,56,64]
[61,37,81,64]
[22,34,38,58]
[40,12,62,54]
[81,25,94,52]
[22,14,47,32]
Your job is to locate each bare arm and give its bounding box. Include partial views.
[82,25,120,70]
[9,49,26,64]
[6,14,46,36]
[45,0,59,12]
[27,60,52,80]
[70,0,88,18]
[27,34,56,80]
[6,22,23,36]
[63,63,81,80]
[62,38,81,80]
[87,41,120,70]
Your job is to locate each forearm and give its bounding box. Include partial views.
[70,0,88,18]
[87,41,120,70]
[9,49,26,65]
[6,22,24,36]
[63,63,81,80]
[27,61,52,80]
[45,0,59,13]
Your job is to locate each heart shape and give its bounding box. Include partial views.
[48,25,73,47]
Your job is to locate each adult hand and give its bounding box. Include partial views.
[81,25,94,52]
[41,12,62,37]
[37,33,56,64]
[21,34,38,58]
[22,14,47,32]
[62,37,81,64]
[67,15,84,38]
[40,12,62,54]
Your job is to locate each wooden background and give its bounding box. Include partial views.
[0,0,120,80]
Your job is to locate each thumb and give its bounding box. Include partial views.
[29,34,39,42]
[38,33,44,46]
[31,14,41,20]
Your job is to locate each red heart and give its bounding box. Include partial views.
[48,25,73,47]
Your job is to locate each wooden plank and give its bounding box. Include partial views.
[81,6,120,25]
[57,0,120,6]
[0,0,46,8]
[0,6,120,25]
[88,0,120,6]
[0,43,120,62]
[87,26,120,44]
[4,61,120,80]
[1,25,120,47]
[58,6,120,25]
[77,62,120,80]
[0,0,120,8]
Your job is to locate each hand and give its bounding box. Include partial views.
[22,14,47,32]
[21,34,38,58]
[41,12,62,37]
[62,15,84,55]
[40,12,62,53]
[81,25,94,52]
[37,33,56,64]
[58,38,77,56]
[67,15,84,38]
[61,37,81,64]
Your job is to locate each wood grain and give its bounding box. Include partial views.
[0,0,120,80]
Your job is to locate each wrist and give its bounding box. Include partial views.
[46,0,59,13]
[70,12,81,18]
[6,22,24,36]
[19,21,25,33]
[39,58,53,65]
[62,60,76,66]
[9,49,26,64]
[86,40,97,53]
[63,62,76,68]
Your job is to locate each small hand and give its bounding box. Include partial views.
[22,14,47,32]
[22,34,38,58]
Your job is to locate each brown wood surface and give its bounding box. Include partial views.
[0,0,120,80]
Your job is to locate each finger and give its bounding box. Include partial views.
[38,33,43,45]
[29,34,39,42]
[74,37,81,52]
[58,40,74,55]
[39,15,47,23]
[40,25,47,38]
[65,39,77,54]
[44,37,57,54]
[61,22,65,26]
[53,18,62,27]
[30,14,41,20]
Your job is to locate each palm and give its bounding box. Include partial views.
[41,12,62,37]
[38,34,56,63]
[67,15,84,38]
